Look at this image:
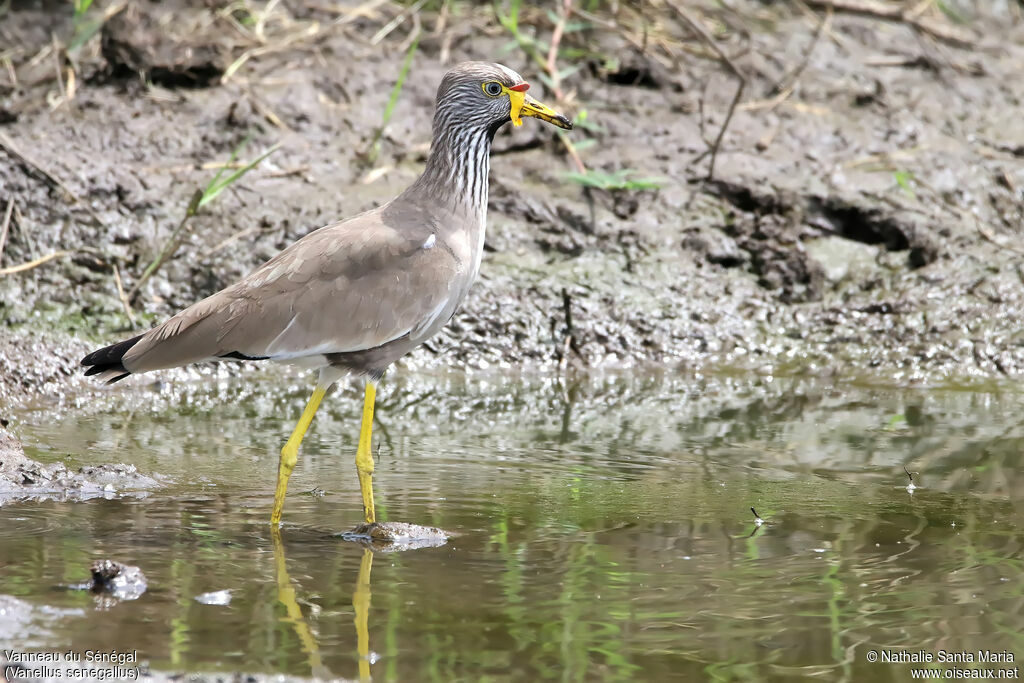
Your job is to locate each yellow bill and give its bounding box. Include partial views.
[506,84,572,130]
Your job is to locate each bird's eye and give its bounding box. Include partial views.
[483,81,503,97]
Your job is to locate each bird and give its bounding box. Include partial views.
[81,61,573,527]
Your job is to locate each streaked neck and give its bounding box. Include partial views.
[407,122,494,218]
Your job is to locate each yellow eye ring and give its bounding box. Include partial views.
[482,81,504,97]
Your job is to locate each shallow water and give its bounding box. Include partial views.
[3,370,1024,681]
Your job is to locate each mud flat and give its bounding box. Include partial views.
[1,0,1023,412]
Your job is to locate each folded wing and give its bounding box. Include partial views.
[118,210,458,374]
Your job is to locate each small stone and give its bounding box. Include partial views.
[89,559,147,601]
[339,522,450,552]
[195,589,232,606]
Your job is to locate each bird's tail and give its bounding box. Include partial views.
[81,334,144,384]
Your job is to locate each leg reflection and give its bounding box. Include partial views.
[353,547,374,681]
[272,527,330,678]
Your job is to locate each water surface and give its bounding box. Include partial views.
[3,371,1024,681]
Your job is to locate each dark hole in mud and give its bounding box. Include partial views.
[708,253,747,269]
[99,6,229,89]
[708,180,939,271]
[592,53,679,91]
[811,197,911,251]
[602,66,662,89]
[706,180,791,217]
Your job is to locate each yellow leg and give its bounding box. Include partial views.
[271,386,327,525]
[356,381,377,524]
[353,547,374,681]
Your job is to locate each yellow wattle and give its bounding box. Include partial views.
[508,89,526,127]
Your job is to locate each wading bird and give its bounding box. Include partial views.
[82,62,572,527]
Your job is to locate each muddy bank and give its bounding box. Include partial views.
[0,423,159,504]
[1,0,1024,415]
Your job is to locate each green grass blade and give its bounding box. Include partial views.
[564,169,666,191]
[205,134,250,197]
[367,31,421,164]
[198,141,281,209]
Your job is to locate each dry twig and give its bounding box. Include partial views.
[665,1,747,181]
[0,131,79,203]
[767,5,832,96]
[545,0,572,100]
[0,198,12,266]
[804,0,977,47]
[371,0,428,45]
[974,217,1024,257]
[112,263,136,326]
[569,6,655,58]
[0,250,71,276]
[560,287,585,365]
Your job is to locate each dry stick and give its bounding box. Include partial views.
[766,6,831,97]
[398,11,421,52]
[974,218,1024,257]
[0,250,72,276]
[51,34,66,111]
[560,287,585,364]
[905,0,933,22]
[803,0,976,47]
[559,333,571,374]
[569,7,651,55]
[434,0,450,36]
[253,0,282,42]
[545,0,572,100]
[740,84,794,112]
[208,226,263,255]
[0,198,12,266]
[370,0,428,45]
[561,136,586,174]
[2,56,17,88]
[326,0,390,25]
[112,262,136,326]
[665,1,746,181]
[0,131,79,203]
[247,89,290,131]
[1,131,106,225]
[126,189,203,304]
[221,22,322,83]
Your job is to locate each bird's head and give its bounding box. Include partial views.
[433,61,573,136]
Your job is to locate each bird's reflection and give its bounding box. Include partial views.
[272,527,331,678]
[353,547,374,681]
[271,528,377,681]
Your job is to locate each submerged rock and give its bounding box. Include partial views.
[88,559,148,601]
[340,522,450,552]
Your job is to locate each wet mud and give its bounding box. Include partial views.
[0,424,159,504]
[1,4,1023,423]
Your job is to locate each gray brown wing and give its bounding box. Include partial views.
[121,210,458,372]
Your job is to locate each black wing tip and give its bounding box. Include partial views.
[82,334,144,382]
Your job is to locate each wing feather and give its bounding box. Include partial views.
[122,209,459,372]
